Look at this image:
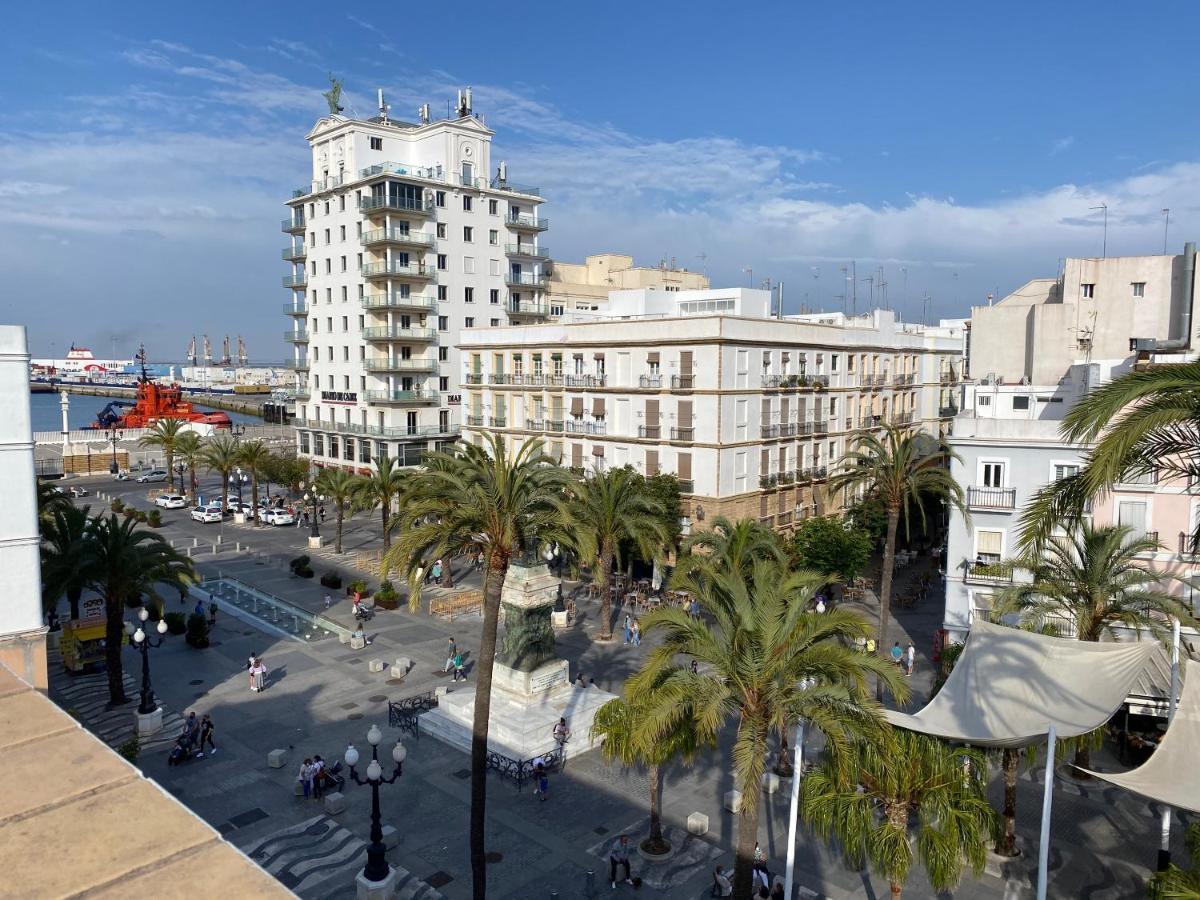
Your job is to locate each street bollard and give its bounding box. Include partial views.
[212,543,219,554]
[584,870,595,898]
[193,538,198,548]
[235,542,241,552]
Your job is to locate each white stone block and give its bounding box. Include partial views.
[323,791,346,815]
[762,772,780,794]
[268,748,289,769]
[368,658,385,673]
[350,633,366,650]
[395,656,412,672]
[723,790,743,813]
[355,866,398,900]
[687,812,709,835]
[381,824,400,849]
[307,535,324,549]
[389,665,406,679]
[293,780,305,797]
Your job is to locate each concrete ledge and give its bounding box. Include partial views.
[323,791,346,815]
[267,748,289,769]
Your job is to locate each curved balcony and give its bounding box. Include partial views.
[361,261,435,281]
[361,228,436,250]
[364,389,439,405]
[282,273,308,289]
[361,294,436,312]
[358,196,435,217]
[284,329,309,343]
[362,326,437,342]
[363,358,439,373]
[505,244,551,260]
[506,214,549,232]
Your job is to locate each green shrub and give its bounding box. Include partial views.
[289,554,310,572]
[185,612,210,648]
[320,572,343,589]
[117,734,140,763]
[110,498,124,513]
[163,611,187,635]
[347,579,369,596]
[374,580,399,610]
[297,566,314,578]
[147,509,162,528]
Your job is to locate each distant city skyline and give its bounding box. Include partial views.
[3,1,1199,356]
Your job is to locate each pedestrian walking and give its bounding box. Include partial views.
[609,834,633,888]
[311,755,326,798]
[198,713,217,756]
[247,653,257,691]
[632,618,641,647]
[689,597,700,620]
[533,761,548,801]
[712,864,733,897]
[623,614,632,645]
[575,673,586,688]
[318,505,326,523]
[208,600,218,626]
[444,637,457,673]
[906,641,915,677]
[193,599,205,619]
[323,594,332,610]
[431,559,443,584]
[452,652,466,682]
[890,642,903,668]
[298,758,313,798]
[690,659,699,675]
[252,657,267,692]
[753,842,771,892]
[552,717,570,752]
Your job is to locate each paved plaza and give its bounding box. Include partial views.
[48,472,1195,899]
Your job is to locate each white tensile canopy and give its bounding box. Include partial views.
[1083,657,1200,813]
[885,620,1157,748]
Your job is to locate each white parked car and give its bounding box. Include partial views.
[137,469,168,484]
[263,508,295,526]
[155,494,187,509]
[191,505,223,523]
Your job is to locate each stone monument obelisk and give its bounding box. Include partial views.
[420,555,616,758]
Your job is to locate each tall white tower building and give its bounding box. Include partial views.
[283,87,549,467]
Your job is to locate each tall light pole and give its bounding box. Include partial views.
[1090,203,1108,258]
[124,607,168,716]
[106,424,124,475]
[742,266,753,287]
[344,725,406,888]
[300,483,324,540]
[1163,208,1171,255]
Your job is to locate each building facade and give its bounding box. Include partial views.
[283,90,549,468]
[459,289,964,531]
[547,253,709,317]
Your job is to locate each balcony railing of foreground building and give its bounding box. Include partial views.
[939,404,959,418]
[779,423,796,437]
[363,358,438,373]
[361,261,435,281]
[763,374,828,390]
[359,161,445,183]
[967,486,1017,510]
[507,301,549,318]
[778,471,796,485]
[358,195,435,216]
[361,294,437,312]
[761,424,780,439]
[284,329,310,343]
[670,425,694,441]
[813,420,829,434]
[489,373,509,385]
[488,416,508,428]
[638,374,663,388]
[467,414,484,427]
[504,272,550,288]
[281,245,307,262]
[776,509,794,526]
[504,244,551,259]
[283,302,308,316]
[360,228,437,249]
[491,178,541,197]
[286,387,310,401]
[810,465,828,479]
[638,424,662,439]
[940,370,959,385]
[965,561,1014,584]
[892,411,914,425]
[282,216,306,234]
[1180,532,1199,556]
[796,422,814,436]
[325,421,459,440]
[506,213,549,231]
[565,374,606,388]
[671,374,695,390]
[464,373,484,385]
[362,326,437,342]
[292,175,344,198]
[565,419,606,436]
[525,419,565,433]
[282,273,307,289]
[285,359,310,370]
[365,390,439,405]
[760,474,779,489]
[857,415,882,429]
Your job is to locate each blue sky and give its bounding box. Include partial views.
[3,1,1198,359]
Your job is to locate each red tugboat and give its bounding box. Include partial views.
[89,345,232,430]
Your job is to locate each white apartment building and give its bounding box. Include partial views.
[283,89,550,468]
[459,289,964,530]
[944,244,1200,641]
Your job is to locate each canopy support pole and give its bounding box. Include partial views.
[1158,618,1181,871]
[783,718,805,900]
[1037,724,1056,900]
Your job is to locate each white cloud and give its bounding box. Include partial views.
[1049,136,1075,156]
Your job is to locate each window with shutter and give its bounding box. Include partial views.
[975,529,1003,562]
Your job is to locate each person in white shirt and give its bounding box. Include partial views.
[552,718,570,750]
[906,642,916,677]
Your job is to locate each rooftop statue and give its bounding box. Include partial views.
[322,74,344,115]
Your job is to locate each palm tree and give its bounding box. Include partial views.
[41,503,93,620]
[591,676,705,854]
[628,552,908,900]
[200,434,239,513]
[1019,361,1200,552]
[382,434,576,900]
[174,431,203,502]
[672,514,784,584]
[138,419,187,493]
[826,424,966,699]
[36,478,72,527]
[573,467,669,640]
[314,467,361,553]
[992,522,1195,769]
[802,729,996,900]
[82,514,195,707]
[235,440,271,527]
[355,454,407,550]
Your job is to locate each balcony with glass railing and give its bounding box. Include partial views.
[364,390,439,405]
[361,228,436,250]
[358,196,435,217]
[283,302,308,316]
[284,329,310,343]
[362,326,437,342]
[286,387,310,401]
[361,261,435,281]
[359,161,445,183]
[506,214,549,231]
[504,272,549,289]
[284,359,310,370]
[363,358,438,373]
[281,216,306,234]
[491,178,541,196]
[507,301,549,318]
[282,273,308,289]
[360,294,436,312]
[281,245,307,262]
[504,244,551,260]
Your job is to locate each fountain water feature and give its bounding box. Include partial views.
[195,577,350,644]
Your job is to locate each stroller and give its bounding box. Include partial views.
[167,736,195,767]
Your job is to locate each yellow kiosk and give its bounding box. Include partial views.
[60,597,125,673]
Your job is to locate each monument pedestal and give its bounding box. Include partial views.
[355,866,398,900]
[307,535,324,550]
[420,559,616,759]
[135,706,163,737]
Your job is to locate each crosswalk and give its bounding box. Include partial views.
[242,815,446,899]
[49,650,185,754]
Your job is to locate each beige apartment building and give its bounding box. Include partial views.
[547,253,709,317]
[459,289,964,531]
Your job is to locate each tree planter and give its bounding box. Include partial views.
[636,839,676,861]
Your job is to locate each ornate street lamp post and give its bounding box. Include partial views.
[344,725,406,886]
[543,543,565,612]
[300,485,324,540]
[231,423,246,445]
[106,424,124,475]
[124,607,168,716]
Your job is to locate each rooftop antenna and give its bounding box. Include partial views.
[900,267,908,321]
[377,88,389,125]
[498,160,508,183]
[1089,203,1108,258]
[418,103,430,124]
[743,266,753,287]
[840,265,850,314]
[862,273,875,308]
[696,252,708,275]
[851,260,858,315]
[1163,207,1170,255]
